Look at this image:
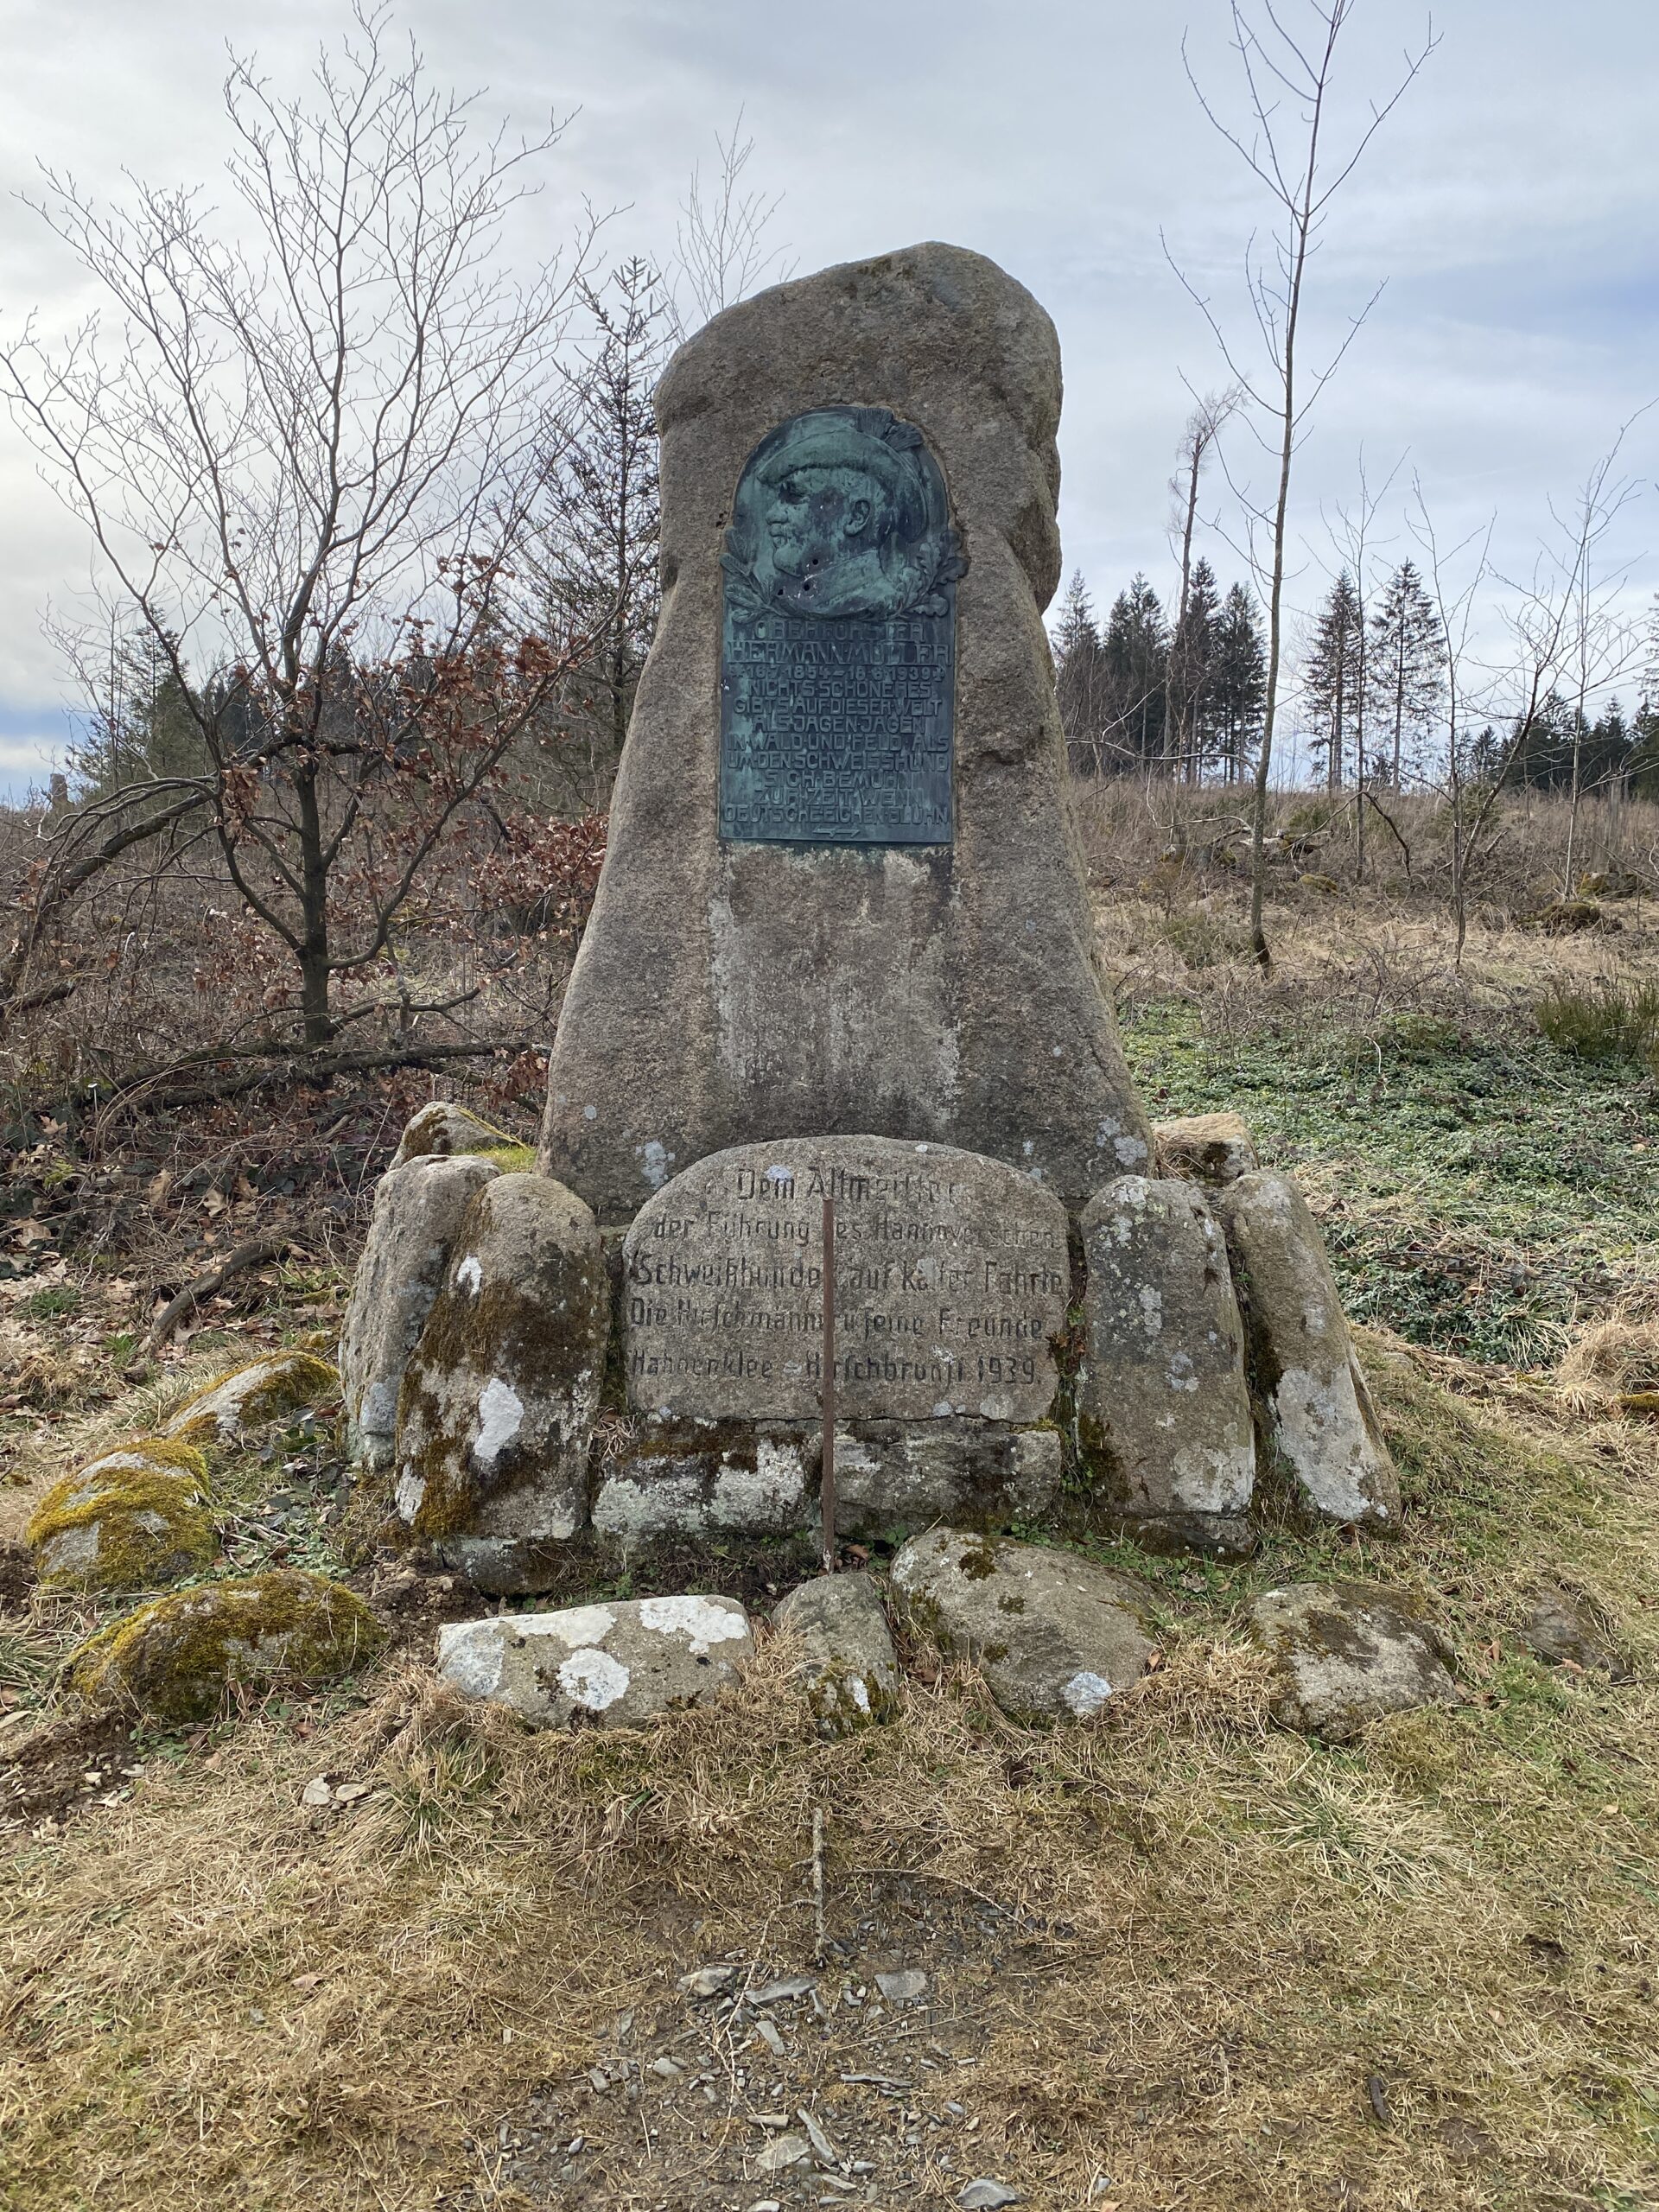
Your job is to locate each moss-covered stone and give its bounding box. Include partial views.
[26,1440,217,1591]
[390,1100,519,1170]
[69,1569,385,1722]
[163,1351,339,1446]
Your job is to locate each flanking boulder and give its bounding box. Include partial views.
[390,1100,530,1172]
[435,1592,753,1728]
[1217,1171,1402,1533]
[1077,1175,1255,1555]
[393,1173,609,1592]
[340,1153,502,1468]
[1153,1112,1258,1187]
[70,1569,384,1723]
[1249,1580,1457,1739]
[163,1351,339,1447]
[26,1438,215,1591]
[774,1572,900,1737]
[834,1421,1063,1540]
[890,1529,1154,1725]
[593,1427,814,1550]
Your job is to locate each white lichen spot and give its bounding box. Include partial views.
[1062,1669,1115,1718]
[394,1467,427,1522]
[1166,1352,1198,1393]
[557,1647,631,1712]
[850,1677,872,1714]
[639,1594,749,1653]
[517,1604,617,1644]
[1138,1284,1164,1337]
[931,1398,954,1418]
[639,1139,674,1190]
[435,1619,505,1700]
[474,1376,524,1469]
[1114,1135,1149,1166]
[582,1103,598,1121]
[1094,1116,1122,1148]
[454,1255,483,1294]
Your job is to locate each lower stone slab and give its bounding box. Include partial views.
[833,1421,1062,1538]
[592,1415,1063,1549]
[593,1427,815,1549]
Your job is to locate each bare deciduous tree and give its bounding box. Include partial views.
[675,110,793,329]
[1171,0,1437,968]
[0,6,601,1046]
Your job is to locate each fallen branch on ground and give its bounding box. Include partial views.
[135,1237,290,1362]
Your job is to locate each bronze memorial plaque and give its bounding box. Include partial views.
[718,406,960,846]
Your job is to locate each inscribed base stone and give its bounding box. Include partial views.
[539,242,1152,1221]
[621,1136,1070,1423]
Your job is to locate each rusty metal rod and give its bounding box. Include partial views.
[821,1195,837,1573]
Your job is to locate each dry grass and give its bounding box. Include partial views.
[3,1331,1659,2210]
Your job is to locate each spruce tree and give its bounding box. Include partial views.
[1209,582,1267,785]
[1301,572,1363,791]
[1367,559,1446,788]
[1168,556,1221,780]
[1102,575,1168,772]
[1052,570,1106,773]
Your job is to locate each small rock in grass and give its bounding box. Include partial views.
[889,1529,1154,1726]
[340,1153,502,1468]
[1249,1580,1457,1740]
[960,2183,1023,2209]
[70,1569,385,1724]
[678,1963,738,1999]
[1153,1111,1258,1186]
[774,1572,899,1738]
[1516,1586,1624,1676]
[435,1592,753,1729]
[754,2133,810,2173]
[164,1351,339,1446]
[26,1438,215,1592]
[1217,1171,1401,1531]
[390,1100,525,1170]
[874,1968,927,2004]
[394,1173,609,1592]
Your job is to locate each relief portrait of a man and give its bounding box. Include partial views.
[724,407,957,624]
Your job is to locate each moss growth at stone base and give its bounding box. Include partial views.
[474,1143,537,1175]
[79,1435,209,1483]
[26,1460,217,1592]
[166,1352,339,1444]
[69,1570,385,1724]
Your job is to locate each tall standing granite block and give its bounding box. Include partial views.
[1217,1172,1401,1534]
[394,1173,609,1592]
[340,1153,502,1469]
[1077,1175,1255,1554]
[539,243,1152,1221]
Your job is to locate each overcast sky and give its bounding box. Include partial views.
[0,0,1655,791]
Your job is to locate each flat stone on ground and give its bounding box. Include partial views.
[889,1529,1154,1725]
[435,1593,754,1729]
[1516,1586,1624,1675]
[1250,1580,1458,1740]
[774,1572,900,1737]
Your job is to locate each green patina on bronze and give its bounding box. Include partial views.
[719,405,962,847]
